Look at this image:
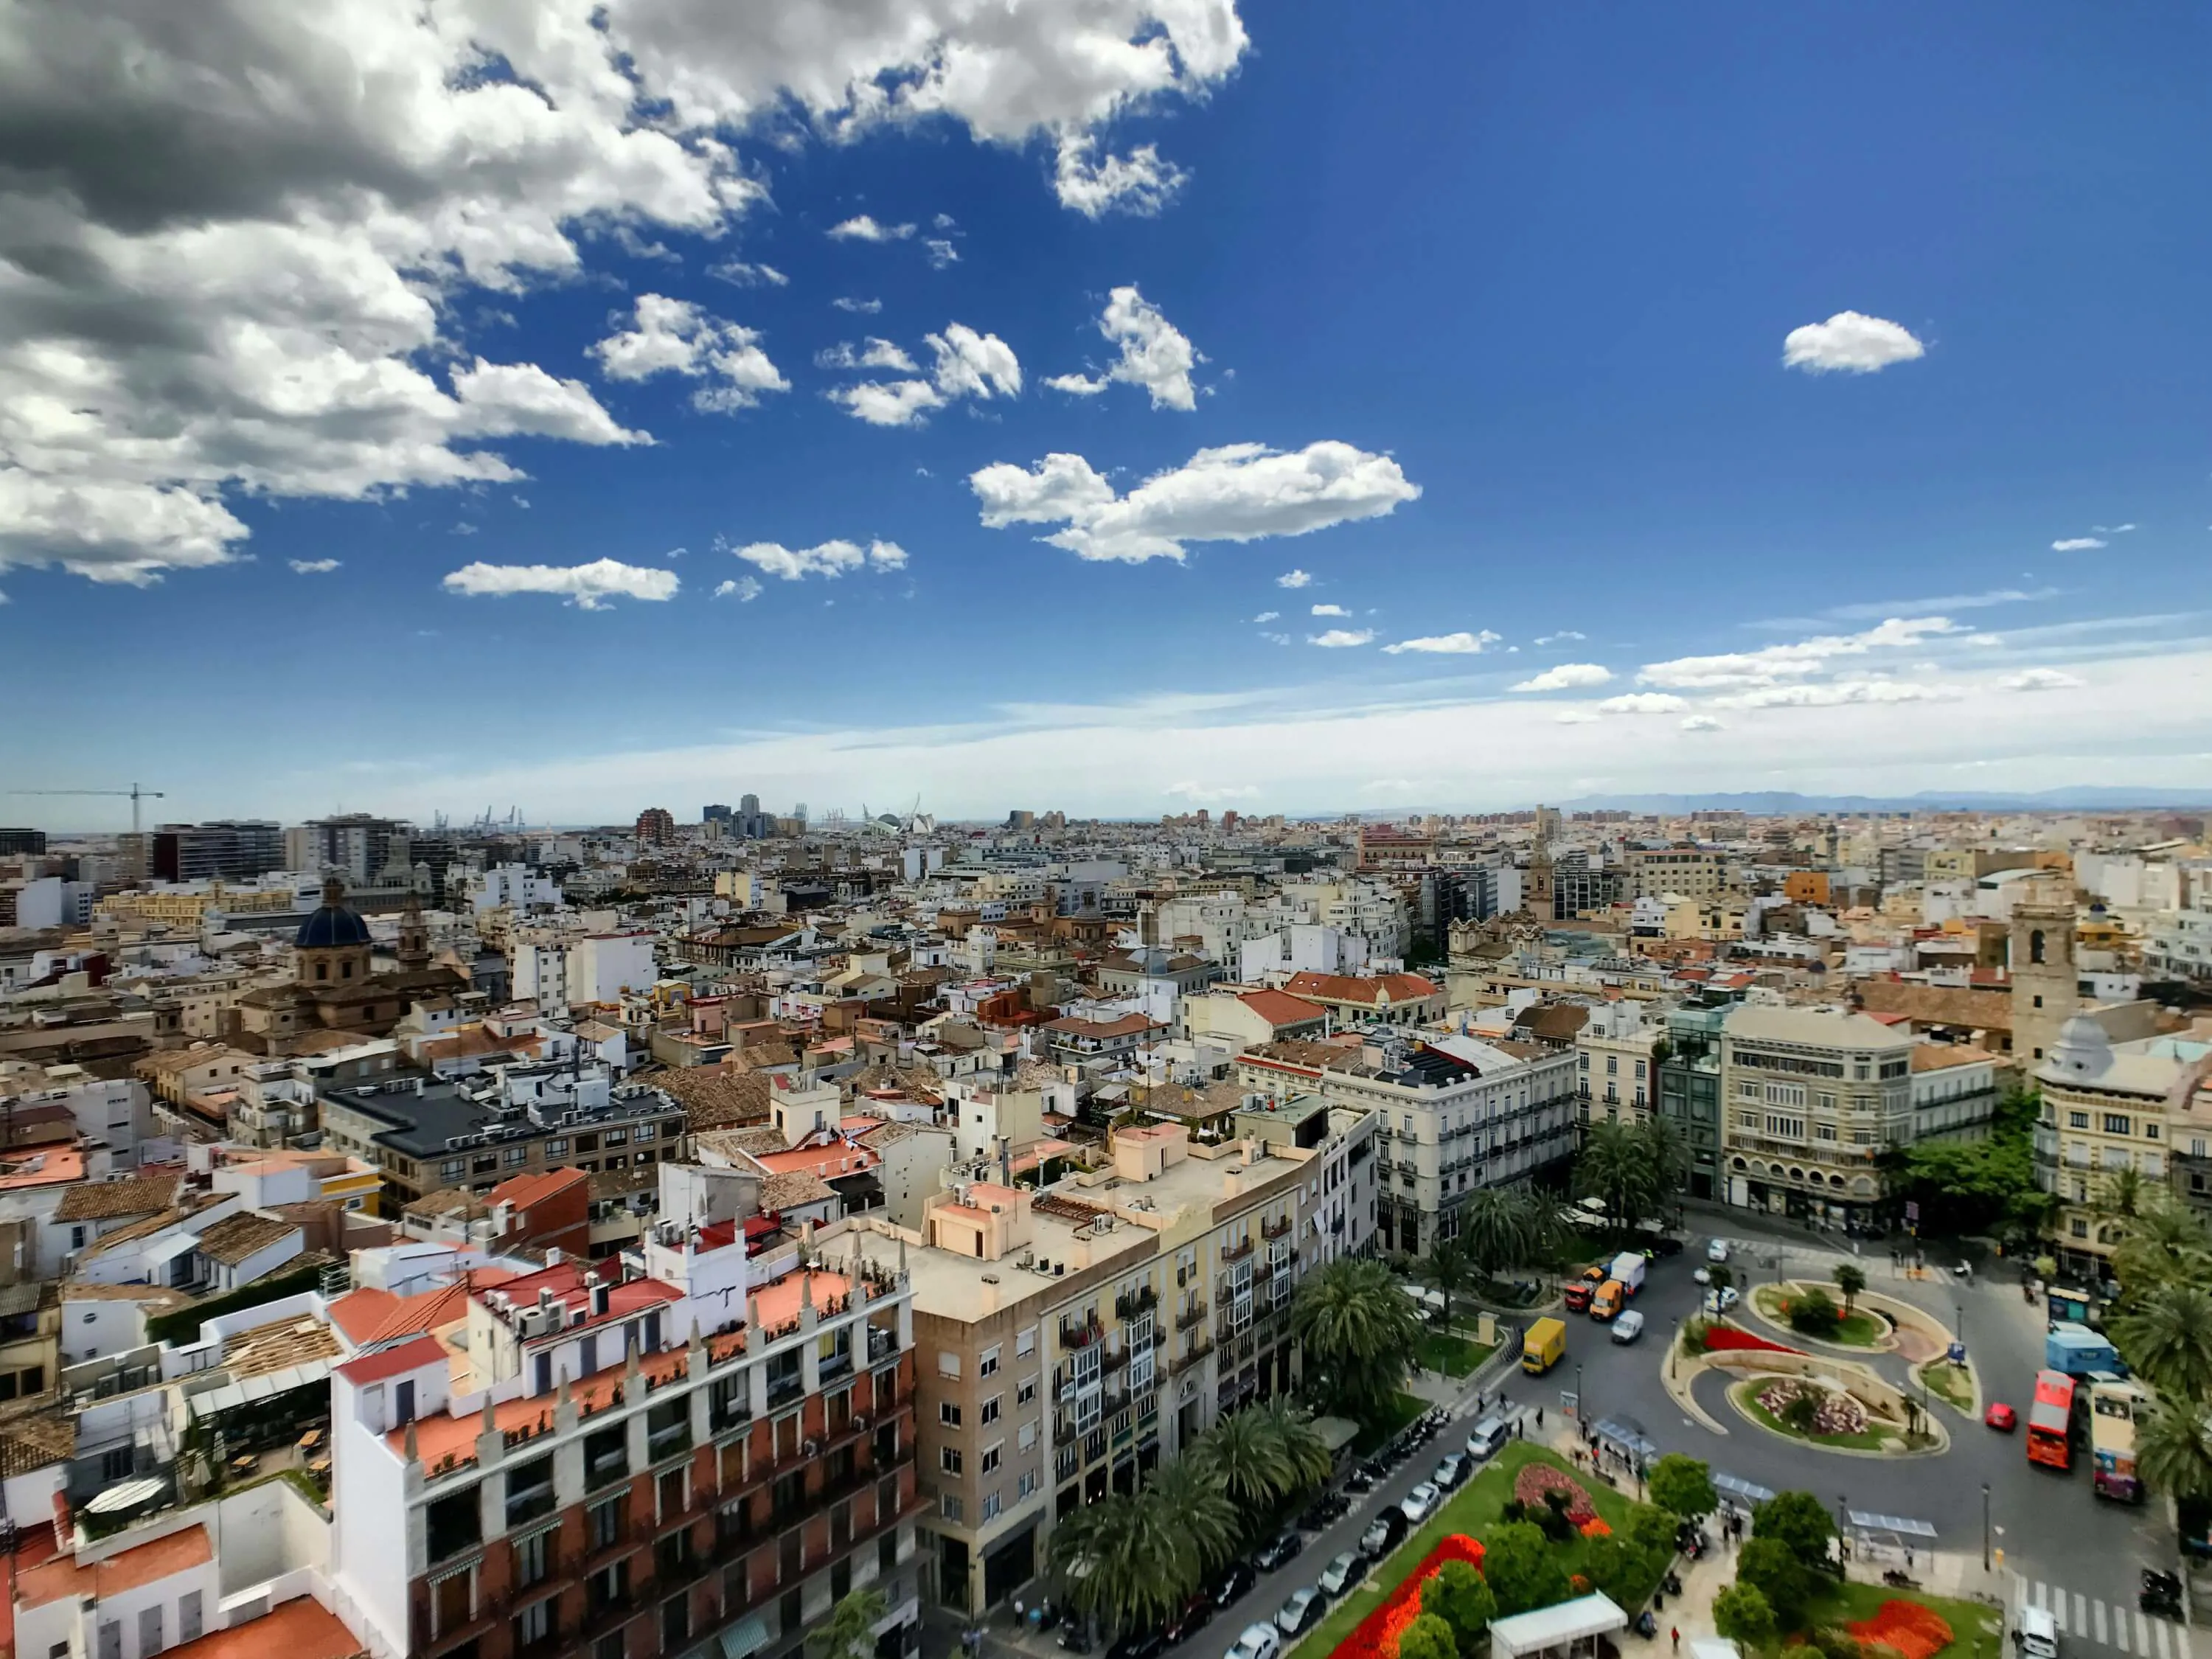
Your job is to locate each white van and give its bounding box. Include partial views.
[2015,1606,2059,1659]
[1465,1416,1512,1463]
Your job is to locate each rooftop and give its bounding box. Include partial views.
[159,1593,366,1659]
[194,1211,299,1267]
[18,1523,212,1610]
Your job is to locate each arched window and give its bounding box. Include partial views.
[2029,929,2046,964]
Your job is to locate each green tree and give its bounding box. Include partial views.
[1252,1400,1334,1495]
[1647,1454,1717,1520]
[1420,1559,1497,1655]
[1707,1264,1735,1294]
[1142,1455,1238,1576]
[1737,1536,1812,1627]
[1480,1521,1573,1616]
[2114,1204,2212,1294]
[1576,1120,1658,1232]
[1051,1492,1192,1633]
[1396,1613,1461,1659]
[809,1588,889,1659]
[1832,1263,1867,1315]
[1193,1408,1295,1512]
[1752,1492,1837,1573]
[2138,1394,2212,1502]
[1291,1256,1421,1422]
[1460,1187,1534,1281]
[1623,1503,1681,1568]
[1421,1234,1477,1326]
[1637,1114,1690,1208]
[2111,1283,2212,1402]
[1714,1583,1778,1651]
[1580,1534,1649,1609]
[1788,1288,1842,1339]
[1781,1393,1820,1434]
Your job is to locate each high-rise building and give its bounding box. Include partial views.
[287,814,410,883]
[150,819,285,882]
[0,828,46,856]
[635,807,676,844]
[703,804,733,824]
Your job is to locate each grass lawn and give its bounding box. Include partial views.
[1806,1580,2006,1659]
[1287,1443,1663,1659]
[1731,1379,1902,1453]
[1351,1391,1430,1455]
[1752,1285,1888,1348]
[1919,1360,1975,1413]
[1413,1332,1496,1377]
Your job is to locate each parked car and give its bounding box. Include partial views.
[1226,1624,1283,1659]
[1276,1589,1326,1637]
[1612,1309,1646,1345]
[1433,1453,1469,1489]
[1360,1512,1406,1559]
[1708,1237,1731,1262]
[1211,1562,1257,1610]
[1400,1481,1441,1524]
[1107,1630,1166,1659]
[1704,1286,1739,1314]
[1692,1266,1711,1285]
[1644,1235,1685,1258]
[1985,1401,2018,1433]
[1253,1532,1304,1573]
[1166,1594,1216,1644]
[1318,1552,1363,1597]
[1298,1492,1350,1529]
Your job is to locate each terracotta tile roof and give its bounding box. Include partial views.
[55,1174,184,1222]
[223,1311,342,1378]
[333,1333,447,1387]
[1237,990,1329,1029]
[193,1211,300,1268]
[1852,978,2014,1033]
[1284,971,1442,1006]
[159,1592,366,1659]
[695,1124,793,1158]
[18,1523,212,1610]
[488,1167,588,1209]
[759,1170,836,1211]
[327,1279,489,1348]
[656,1066,773,1131]
[0,1406,72,1476]
[1910,1043,2000,1071]
[1041,1012,1162,1039]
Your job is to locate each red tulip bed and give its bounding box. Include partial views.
[1848,1599,1954,1659]
[1512,1463,1598,1524]
[1329,1534,1487,1659]
[1700,1324,1804,1356]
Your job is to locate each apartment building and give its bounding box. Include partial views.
[1717,1005,1914,1226]
[2035,1015,2210,1273]
[1909,1045,2004,1143]
[150,820,285,883]
[1573,1001,1657,1127]
[1627,847,1728,901]
[329,1211,921,1659]
[1236,1032,1575,1254]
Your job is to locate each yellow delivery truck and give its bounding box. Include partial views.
[1523,1316,1567,1374]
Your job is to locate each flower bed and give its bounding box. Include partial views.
[1849,1598,1954,1659]
[1702,1324,1805,1356]
[1513,1464,1597,1524]
[1757,1378,1868,1436]
[1331,1534,1487,1659]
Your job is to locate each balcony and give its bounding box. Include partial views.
[1219,1236,1253,1264]
[1175,1300,1208,1332]
[1113,1286,1158,1321]
[867,1324,900,1366]
[1059,1315,1102,1351]
[1262,1214,1293,1240]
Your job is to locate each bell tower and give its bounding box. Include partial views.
[397,890,431,973]
[1526,841,1556,921]
[2009,882,2079,1065]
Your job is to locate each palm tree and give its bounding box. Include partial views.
[1254,1399,1335,1494]
[810,1589,890,1659]
[1143,1454,1239,1576]
[1832,1263,1867,1316]
[1051,1491,1193,1634]
[1291,1255,1420,1421]
[1194,1405,1295,1510]
[2114,1203,2212,1294]
[2110,1282,2212,1401]
[2139,1395,2212,1503]
[1458,1187,1533,1281]
[1636,1114,1689,1211]
[1576,1120,1657,1231]
[1421,1234,1476,1326]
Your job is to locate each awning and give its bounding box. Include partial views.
[1489,1593,1628,1659]
[185,1359,333,1420]
[1591,1417,1658,1463]
[720,1615,770,1659]
[1848,1512,1937,1540]
[1713,1472,1774,1505]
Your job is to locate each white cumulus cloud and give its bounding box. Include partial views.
[1276,569,1315,588]
[1512,664,1614,692]
[2051,537,2107,552]
[925,239,959,268]
[0,0,1246,588]
[833,297,886,315]
[709,260,788,288]
[591,296,788,412]
[1783,311,1927,374]
[1534,630,1585,645]
[288,558,341,574]
[442,558,678,610]
[2002,668,2084,692]
[714,577,763,602]
[1638,616,1957,689]
[1044,286,1202,410]
[1709,679,1964,710]
[1310,603,1350,617]
[1310,629,1374,648]
[1383,630,1500,655]
[830,323,1020,427]
[968,441,1419,563]
[1597,692,1690,714]
[2093,523,2136,535]
[728,539,908,581]
[1251,611,1279,623]
[817,339,921,372]
[1680,714,1725,731]
[828,215,915,242]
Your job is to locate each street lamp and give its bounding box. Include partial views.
[1955,1301,1967,1356]
[1837,1495,1849,1574]
[1576,1362,1587,1430]
[1981,1484,1992,1571]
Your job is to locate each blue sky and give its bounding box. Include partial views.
[4,2,2210,826]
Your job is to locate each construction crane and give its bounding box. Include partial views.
[1,783,167,834]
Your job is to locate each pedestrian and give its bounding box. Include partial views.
[1537,1408,1545,1429]
[1672,1629,1680,1654]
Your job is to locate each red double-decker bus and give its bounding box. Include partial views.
[2028,1369,2081,1471]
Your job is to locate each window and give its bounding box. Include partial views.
[2070,1111,2090,1130]
[981,1490,1003,1521]
[941,1492,964,1521]
[1018,1421,1037,1450]
[981,1395,1001,1425]
[514,1526,553,1587]
[589,1495,626,1550]
[941,1447,963,1475]
[2105,1114,2132,1136]
[1017,1377,1037,1407]
[2148,1123,2160,1141]
[981,1442,1002,1474]
[441,1158,465,1179]
[637,1122,656,1141]
[1015,1326,1037,1357]
[605,1130,627,1147]
[2070,1218,2090,1239]
[939,1402,962,1427]
[506,1146,528,1166]
[516,1596,555,1649]
[938,1351,961,1380]
[979,1345,1001,1377]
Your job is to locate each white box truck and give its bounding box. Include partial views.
[1608,1251,1647,1298]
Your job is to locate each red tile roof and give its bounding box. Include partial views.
[159,1594,366,1659]
[1237,990,1329,1029]
[1283,972,1441,1005]
[333,1334,447,1387]
[487,1167,588,1209]
[18,1524,212,1609]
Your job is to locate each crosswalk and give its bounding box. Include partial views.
[2018,1579,2194,1659]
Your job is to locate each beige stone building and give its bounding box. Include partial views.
[1718,1004,1915,1225]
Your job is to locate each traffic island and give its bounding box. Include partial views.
[1913,1357,1979,1416]
[1747,1280,1895,1350]
[1673,1322,1950,1458]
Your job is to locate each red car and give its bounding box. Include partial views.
[1984,1402,2017,1432]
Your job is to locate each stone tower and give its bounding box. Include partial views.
[1526,840,1556,921]
[397,889,431,973]
[2009,883,2079,1065]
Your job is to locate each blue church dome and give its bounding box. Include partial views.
[296,877,372,949]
